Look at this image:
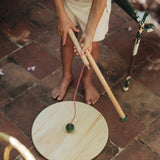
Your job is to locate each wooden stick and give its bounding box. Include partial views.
[86,50,126,119]
[69,29,126,119]
[68,29,90,69]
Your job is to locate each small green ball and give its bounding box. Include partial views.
[66,123,74,133]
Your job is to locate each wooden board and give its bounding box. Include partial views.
[32,101,108,160]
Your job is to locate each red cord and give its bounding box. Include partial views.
[70,65,85,125]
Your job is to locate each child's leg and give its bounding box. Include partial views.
[52,35,74,100]
[82,41,100,105]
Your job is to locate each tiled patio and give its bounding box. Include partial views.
[0,0,160,159]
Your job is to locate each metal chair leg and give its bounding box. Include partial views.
[123,27,143,91]
[0,132,36,160]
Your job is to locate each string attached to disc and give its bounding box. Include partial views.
[66,65,85,132]
[70,65,85,124]
[66,44,89,132]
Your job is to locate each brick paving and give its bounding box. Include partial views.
[0,0,160,160]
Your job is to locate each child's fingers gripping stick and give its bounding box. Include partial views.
[68,29,90,70]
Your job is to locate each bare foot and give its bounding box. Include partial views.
[52,75,73,101]
[83,79,100,105]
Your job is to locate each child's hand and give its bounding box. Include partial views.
[57,14,79,45]
[79,32,92,54]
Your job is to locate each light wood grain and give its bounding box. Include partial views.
[32,101,108,160]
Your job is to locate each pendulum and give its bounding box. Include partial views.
[66,123,74,133]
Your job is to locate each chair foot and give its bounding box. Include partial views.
[123,86,129,91]
[123,76,131,92]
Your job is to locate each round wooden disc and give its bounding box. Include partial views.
[32,101,108,160]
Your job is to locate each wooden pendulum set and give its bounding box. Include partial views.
[31,29,128,160]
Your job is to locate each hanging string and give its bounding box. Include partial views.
[70,65,85,125]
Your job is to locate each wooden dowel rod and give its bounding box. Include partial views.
[86,51,126,119]
[68,29,126,119]
[68,29,90,67]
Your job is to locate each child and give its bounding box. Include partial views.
[52,0,111,105]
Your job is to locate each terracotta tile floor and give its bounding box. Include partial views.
[0,1,160,160]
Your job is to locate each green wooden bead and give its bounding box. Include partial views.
[66,123,74,133]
